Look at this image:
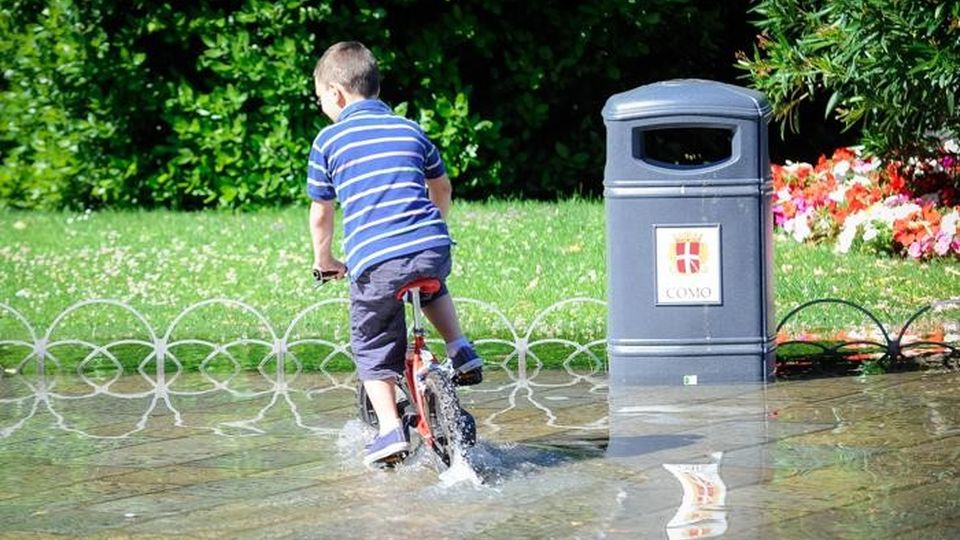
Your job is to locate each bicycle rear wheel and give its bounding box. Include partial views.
[422,369,476,470]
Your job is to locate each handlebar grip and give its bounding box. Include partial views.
[312,268,341,283]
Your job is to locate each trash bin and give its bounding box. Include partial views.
[602,79,776,385]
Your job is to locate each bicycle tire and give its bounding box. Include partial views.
[422,369,474,469]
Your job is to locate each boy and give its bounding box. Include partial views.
[306,41,483,467]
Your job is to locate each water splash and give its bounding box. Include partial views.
[438,451,484,487]
[336,419,375,471]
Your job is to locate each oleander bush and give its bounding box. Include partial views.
[739,0,960,158]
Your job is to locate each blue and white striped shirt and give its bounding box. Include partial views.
[307,99,451,279]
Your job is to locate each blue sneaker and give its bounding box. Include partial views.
[363,426,410,467]
[451,345,483,386]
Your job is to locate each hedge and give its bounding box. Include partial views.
[1,0,750,209]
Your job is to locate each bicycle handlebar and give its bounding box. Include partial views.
[312,268,344,288]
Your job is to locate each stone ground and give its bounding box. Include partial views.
[1,368,959,539]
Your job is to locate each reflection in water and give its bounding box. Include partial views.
[607,383,768,538]
[0,366,607,440]
[664,452,727,539]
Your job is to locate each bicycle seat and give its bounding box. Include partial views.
[395,278,442,301]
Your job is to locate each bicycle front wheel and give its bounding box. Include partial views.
[422,369,475,470]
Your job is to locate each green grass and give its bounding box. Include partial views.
[772,238,960,335]
[1,201,958,371]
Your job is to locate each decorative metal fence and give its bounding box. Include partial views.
[2,295,957,439]
[776,297,960,374]
[0,297,608,439]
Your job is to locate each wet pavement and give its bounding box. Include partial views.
[1,368,959,538]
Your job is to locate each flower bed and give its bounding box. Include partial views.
[773,143,960,259]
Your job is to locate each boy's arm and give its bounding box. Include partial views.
[426,173,453,220]
[309,200,346,277]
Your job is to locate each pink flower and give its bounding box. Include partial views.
[884,194,910,207]
[907,241,924,259]
[934,233,952,256]
[774,208,787,226]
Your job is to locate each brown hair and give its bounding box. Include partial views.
[313,41,380,98]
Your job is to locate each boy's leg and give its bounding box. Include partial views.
[422,294,483,385]
[362,378,409,466]
[422,294,463,342]
[414,248,483,385]
[350,263,411,465]
[363,379,401,434]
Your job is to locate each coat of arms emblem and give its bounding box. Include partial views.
[672,233,707,274]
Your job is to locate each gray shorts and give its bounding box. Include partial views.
[350,246,451,380]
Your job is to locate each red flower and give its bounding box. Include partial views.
[922,204,941,227]
[832,147,857,162]
[885,162,907,195]
[893,211,923,246]
[815,154,830,171]
[772,164,785,190]
[781,199,797,219]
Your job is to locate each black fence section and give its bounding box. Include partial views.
[775,298,960,376]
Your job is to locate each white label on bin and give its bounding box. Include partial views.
[655,225,722,305]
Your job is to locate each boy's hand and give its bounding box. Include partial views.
[313,257,347,280]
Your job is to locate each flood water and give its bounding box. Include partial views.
[1,367,959,538]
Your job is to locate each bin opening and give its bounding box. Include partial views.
[633,127,734,168]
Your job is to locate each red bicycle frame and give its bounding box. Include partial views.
[396,278,444,447]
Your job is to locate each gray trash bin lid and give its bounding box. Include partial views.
[602,79,772,122]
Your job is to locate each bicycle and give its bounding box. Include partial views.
[313,269,477,471]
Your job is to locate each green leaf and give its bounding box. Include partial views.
[824,90,842,119]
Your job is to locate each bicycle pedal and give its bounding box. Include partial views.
[371,452,408,470]
[453,368,483,386]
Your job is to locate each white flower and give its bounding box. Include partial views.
[786,213,812,243]
[828,184,847,203]
[941,210,959,236]
[944,139,959,154]
[834,200,927,254]
[833,160,851,178]
[836,211,868,253]
[836,226,856,253]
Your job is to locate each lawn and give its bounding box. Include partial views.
[1,201,958,371]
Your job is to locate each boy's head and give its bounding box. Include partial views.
[313,41,380,121]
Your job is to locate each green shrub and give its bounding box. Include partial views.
[147,1,322,209]
[739,0,960,158]
[0,0,143,209]
[2,0,746,209]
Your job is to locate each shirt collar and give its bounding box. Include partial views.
[338,98,391,122]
